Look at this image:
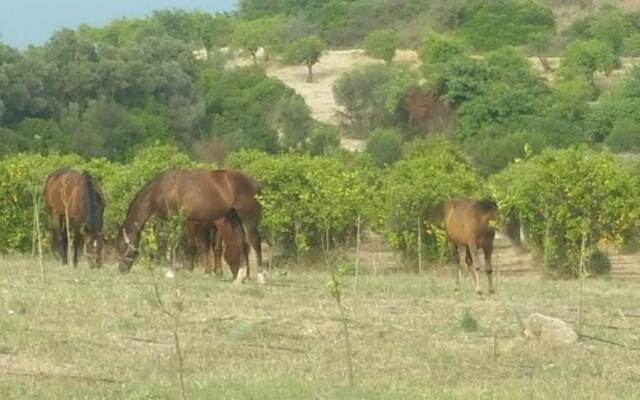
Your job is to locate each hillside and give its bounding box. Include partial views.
[257,50,640,149]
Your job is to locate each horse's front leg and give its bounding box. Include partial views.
[483,241,495,295]
[50,215,67,265]
[467,244,483,295]
[195,225,212,275]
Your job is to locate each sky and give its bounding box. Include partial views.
[0,0,237,49]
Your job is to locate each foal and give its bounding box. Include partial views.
[442,198,498,294]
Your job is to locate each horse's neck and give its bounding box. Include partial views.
[124,190,155,243]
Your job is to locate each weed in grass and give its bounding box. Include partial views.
[460,308,478,332]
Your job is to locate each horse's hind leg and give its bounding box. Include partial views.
[467,244,483,295]
[234,205,264,284]
[72,226,82,267]
[453,243,465,291]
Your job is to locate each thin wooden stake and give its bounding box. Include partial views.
[32,188,47,303]
[268,230,275,272]
[61,178,72,267]
[355,214,361,291]
[577,230,587,336]
[417,217,422,274]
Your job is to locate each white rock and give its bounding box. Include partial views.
[524,313,578,348]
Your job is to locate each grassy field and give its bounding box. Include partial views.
[0,255,639,399]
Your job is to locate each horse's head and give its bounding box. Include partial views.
[83,231,103,268]
[116,227,139,273]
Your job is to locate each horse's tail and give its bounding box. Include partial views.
[81,172,104,235]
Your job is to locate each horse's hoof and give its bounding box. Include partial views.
[453,286,460,292]
[476,290,483,295]
[489,289,495,295]
[257,272,267,285]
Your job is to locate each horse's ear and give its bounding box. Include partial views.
[122,228,131,245]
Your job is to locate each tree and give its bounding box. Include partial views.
[559,39,617,85]
[238,0,287,19]
[232,16,284,64]
[458,0,555,51]
[283,36,325,82]
[306,123,341,156]
[269,94,313,149]
[333,64,393,135]
[364,29,398,64]
[418,34,466,81]
[198,65,294,153]
[490,148,638,276]
[366,128,403,167]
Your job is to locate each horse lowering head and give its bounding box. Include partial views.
[116,227,139,273]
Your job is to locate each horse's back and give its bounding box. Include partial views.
[443,198,497,246]
[210,169,260,196]
[44,168,82,213]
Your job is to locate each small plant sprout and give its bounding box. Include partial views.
[327,266,354,387]
[461,308,479,332]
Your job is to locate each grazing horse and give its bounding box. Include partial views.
[185,212,247,278]
[116,169,263,284]
[427,198,498,294]
[44,168,105,268]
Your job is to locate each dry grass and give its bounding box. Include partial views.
[0,254,639,399]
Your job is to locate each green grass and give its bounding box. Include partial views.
[0,255,639,399]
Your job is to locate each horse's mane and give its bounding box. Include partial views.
[474,199,497,213]
[124,172,164,222]
[81,172,105,235]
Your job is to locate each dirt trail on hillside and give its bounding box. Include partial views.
[261,50,640,134]
[265,49,383,125]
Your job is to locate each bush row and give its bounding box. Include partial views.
[1,143,638,276]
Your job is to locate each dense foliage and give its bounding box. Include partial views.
[490,148,638,276]
[2,1,640,277]
[380,138,481,260]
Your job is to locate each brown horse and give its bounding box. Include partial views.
[44,168,105,268]
[428,198,498,294]
[116,169,263,284]
[185,212,247,278]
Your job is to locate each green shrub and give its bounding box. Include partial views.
[226,150,376,254]
[380,139,480,260]
[306,123,341,156]
[604,118,640,152]
[458,0,555,51]
[364,29,398,64]
[622,33,640,56]
[0,153,84,252]
[333,64,393,136]
[490,148,638,277]
[366,128,403,167]
[460,308,478,332]
[467,131,546,175]
[589,249,611,275]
